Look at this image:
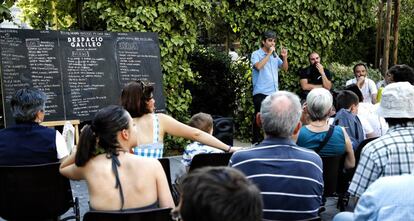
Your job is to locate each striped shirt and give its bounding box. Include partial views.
[230,137,323,221]
[348,123,414,197]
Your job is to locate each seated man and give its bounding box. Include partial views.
[230,91,323,220]
[299,52,333,101]
[0,88,68,165]
[174,166,263,221]
[334,174,414,221]
[348,82,414,198]
[346,63,377,104]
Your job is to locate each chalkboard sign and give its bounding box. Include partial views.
[0,29,165,127]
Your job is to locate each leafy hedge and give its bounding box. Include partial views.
[220,0,377,92]
[187,47,235,117]
[18,0,214,150]
[13,0,404,145]
[398,0,414,67]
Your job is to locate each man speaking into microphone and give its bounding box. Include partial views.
[251,30,288,144]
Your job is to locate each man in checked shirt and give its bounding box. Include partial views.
[348,79,414,199]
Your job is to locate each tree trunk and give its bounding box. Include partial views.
[393,0,400,65]
[382,0,392,73]
[375,0,384,69]
[76,0,84,30]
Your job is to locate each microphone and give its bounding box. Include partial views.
[272,51,277,58]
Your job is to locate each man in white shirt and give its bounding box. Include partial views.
[346,63,377,104]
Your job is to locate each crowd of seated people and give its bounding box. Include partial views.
[2,64,414,220]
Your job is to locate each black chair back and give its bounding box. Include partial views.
[188,152,232,172]
[320,156,342,196]
[0,162,79,221]
[158,158,172,190]
[83,207,173,221]
[355,137,378,163]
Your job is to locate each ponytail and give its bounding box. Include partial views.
[75,125,97,166]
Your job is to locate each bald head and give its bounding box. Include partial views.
[260,91,302,138]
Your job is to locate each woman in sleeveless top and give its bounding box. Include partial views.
[297,88,355,169]
[120,81,240,158]
[59,105,174,211]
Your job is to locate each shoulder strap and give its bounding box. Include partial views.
[315,125,335,153]
[152,113,159,143]
[111,154,124,210]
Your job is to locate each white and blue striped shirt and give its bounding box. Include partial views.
[230,137,323,221]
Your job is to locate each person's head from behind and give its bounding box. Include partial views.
[261,30,276,49]
[335,90,359,114]
[177,166,262,221]
[353,63,368,79]
[189,112,213,135]
[11,87,47,124]
[344,84,364,103]
[306,88,333,122]
[75,105,137,166]
[386,64,414,85]
[308,51,320,65]
[377,82,414,127]
[259,91,302,138]
[121,80,154,118]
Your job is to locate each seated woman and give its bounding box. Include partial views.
[297,88,355,169]
[0,87,68,165]
[60,105,174,211]
[120,81,239,158]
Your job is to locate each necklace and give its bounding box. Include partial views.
[309,122,327,127]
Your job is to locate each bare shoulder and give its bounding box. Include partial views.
[127,154,161,168]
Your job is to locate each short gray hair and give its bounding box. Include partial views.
[260,91,302,138]
[11,88,47,123]
[306,88,333,121]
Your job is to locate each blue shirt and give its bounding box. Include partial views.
[352,174,414,221]
[230,137,323,220]
[297,125,346,156]
[251,48,283,95]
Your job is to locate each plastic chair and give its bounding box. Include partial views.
[83,207,173,221]
[158,158,173,194]
[0,162,80,221]
[188,152,233,172]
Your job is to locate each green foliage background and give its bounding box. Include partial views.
[17,0,214,150]
[2,0,412,144]
[398,0,414,67]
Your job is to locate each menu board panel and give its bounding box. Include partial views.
[0,29,164,127]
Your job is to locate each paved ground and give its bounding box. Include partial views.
[0,140,342,220]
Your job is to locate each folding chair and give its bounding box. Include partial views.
[320,156,342,197]
[83,207,173,221]
[0,162,80,221]
[158,158,172,191]
[336,137,379,211]
[188,152,233,172]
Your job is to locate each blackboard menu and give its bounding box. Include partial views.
[0,29,165,127]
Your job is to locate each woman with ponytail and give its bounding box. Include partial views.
[60,105,174,211]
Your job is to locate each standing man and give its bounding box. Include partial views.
[230,91,323,221]
[346,63,377,104]
[251,30,288,144]
[299,52,332,101]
